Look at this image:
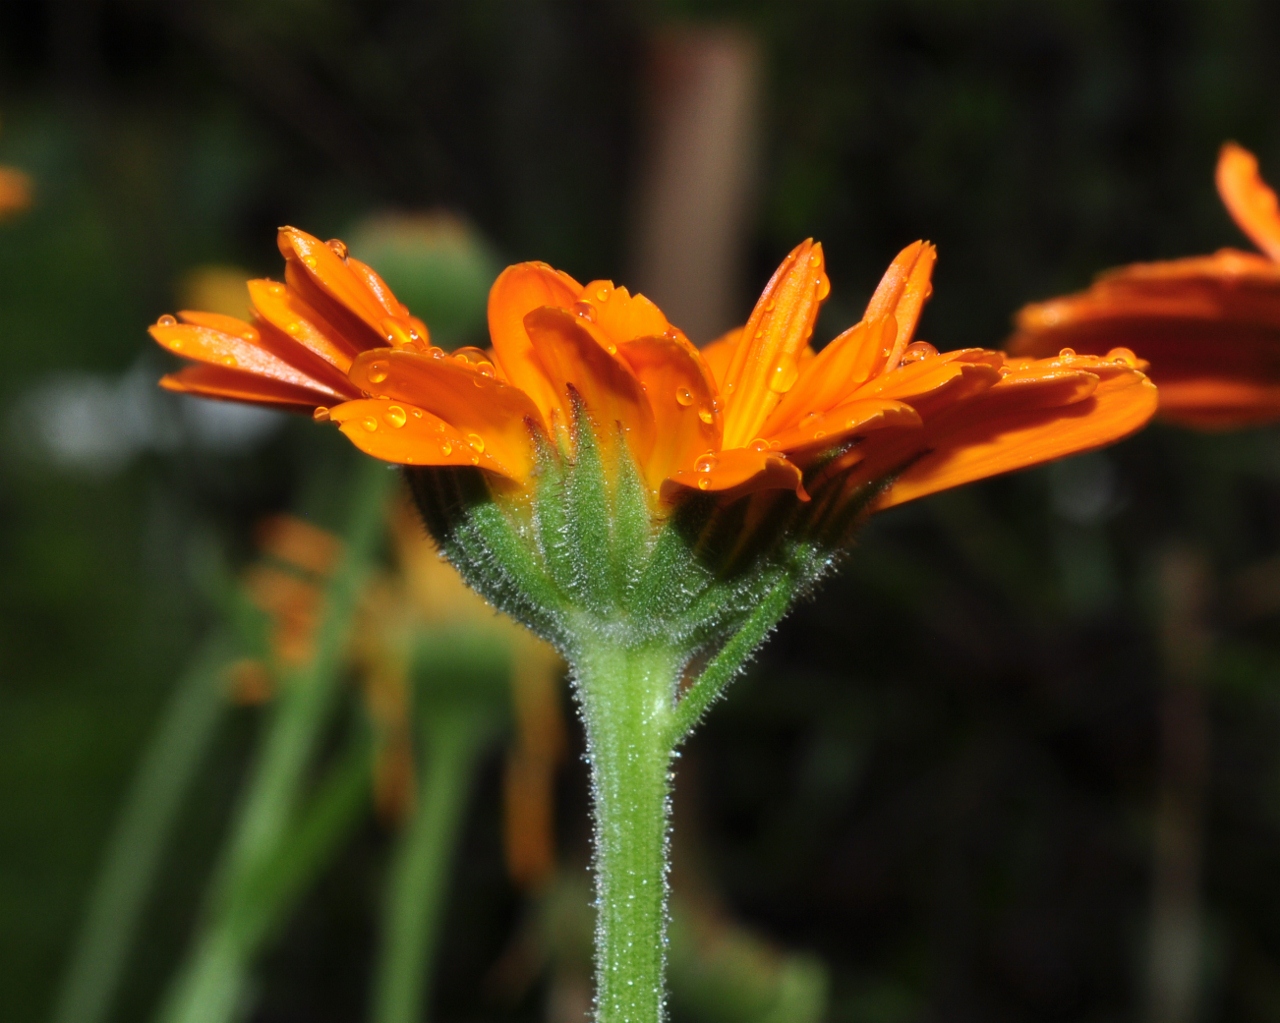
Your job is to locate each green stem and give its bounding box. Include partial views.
[575,641,682,1023]
[371,706,489,1023]
[51,635,233,1023]
[154,460,393,1023]
[668,577,794,746]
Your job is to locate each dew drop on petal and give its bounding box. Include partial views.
[440,440,452,455]
[596,287,610,302]
[467,433,485,453]
[384,405,407,429]
[470,455,480,465]
[367,362,389,384]
[813,429,827,440]
[286,322,301,335]
[572,300,597,322]
[157,314,177,326]
[241,330,256,341]
[478,363,496,377]
[302,255,318,269]
[1059,347,1076,359]
[769,361,799,394]
[361,416,378,432]
[326,238,348,259]
[695,453,717,473]
[900,341,938,364]
[697,477,712,490]
[412,409,423,419]
[809,251,822,268]
[268,282,286,295]
[429,346,445,360]
[750,438,770,452]
[698,408,714,424]
[815,275,831,300]
[1110,347,1138,367]
[313,406,330,422]
[675,387,693,406]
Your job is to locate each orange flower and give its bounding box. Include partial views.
[153,229,1155,511]
[1009,143,1280,429]
[0,165,30,218]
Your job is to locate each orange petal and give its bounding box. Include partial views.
[488,262,583,422]
[247,278,360,372]
[348,348,541,478]
[1151,378,1280,429]
[700,327,743,389]
[278,227,394,351]
[661,446,807,502]
[522,306,655,460]
[617,335,721,490]
[871,363,1157,509]
[159,364,332,411]
[862,241,936,369]
[330,398,522,477]
[151,321,347,399]
[766,398,921,454]
[581,280,673,347]
[765,315,897,431]
[854,349,1003,407]
[346,255,413,319]
[720,240,829,448]
[1217,142,1280,262]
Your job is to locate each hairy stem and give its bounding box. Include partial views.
[575,640,681,1023]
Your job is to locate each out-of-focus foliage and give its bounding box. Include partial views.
[5,1,1280,1022]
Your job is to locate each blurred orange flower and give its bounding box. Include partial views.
[154,229,1156,511]
[1009,143,1280,429]
[0,117,32,218]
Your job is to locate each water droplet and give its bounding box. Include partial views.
[695,453,717,473]
[572,300,597,322]
[478,363,496,377]
[367,362,389,384]
[361,416,378,432]
[711,397,722,412]
[221,355,238,367]
[440,440,452,455]
[467,433,485,453]
[765,298,776,311]
[675,387,693,406]
[469,455,480,465]
[268,282,285,295]
[286,322,301,335]
[596,287,610,302]
[769,360,799,393]
[429,346,445,360]
[326,238,348,259]
[809,251,822,268]
[157,314,177,326]
[412,409,423,419]
[899,341,938,364]
[1058,347,1076,359]
[815,275,831,300]
[698,408,714,424]
[313,406,330,422]
[241,330,256,341]
[813,429,827,440]
[302,254,318,269]
[697,477,712,490]
[1110,347,1138,367]
[750,438,770,452]
[384,405,407,428]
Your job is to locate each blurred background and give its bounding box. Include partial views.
[5,1,1280,1021]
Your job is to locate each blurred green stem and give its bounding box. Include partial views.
[371,704,490,1023]
[50,635,234,1023]
[154,460,394,1023]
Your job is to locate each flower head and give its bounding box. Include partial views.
[1009,143,1280,429]
[153,228,1155,524]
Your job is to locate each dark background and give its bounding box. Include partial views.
[5,1,1280,1021]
